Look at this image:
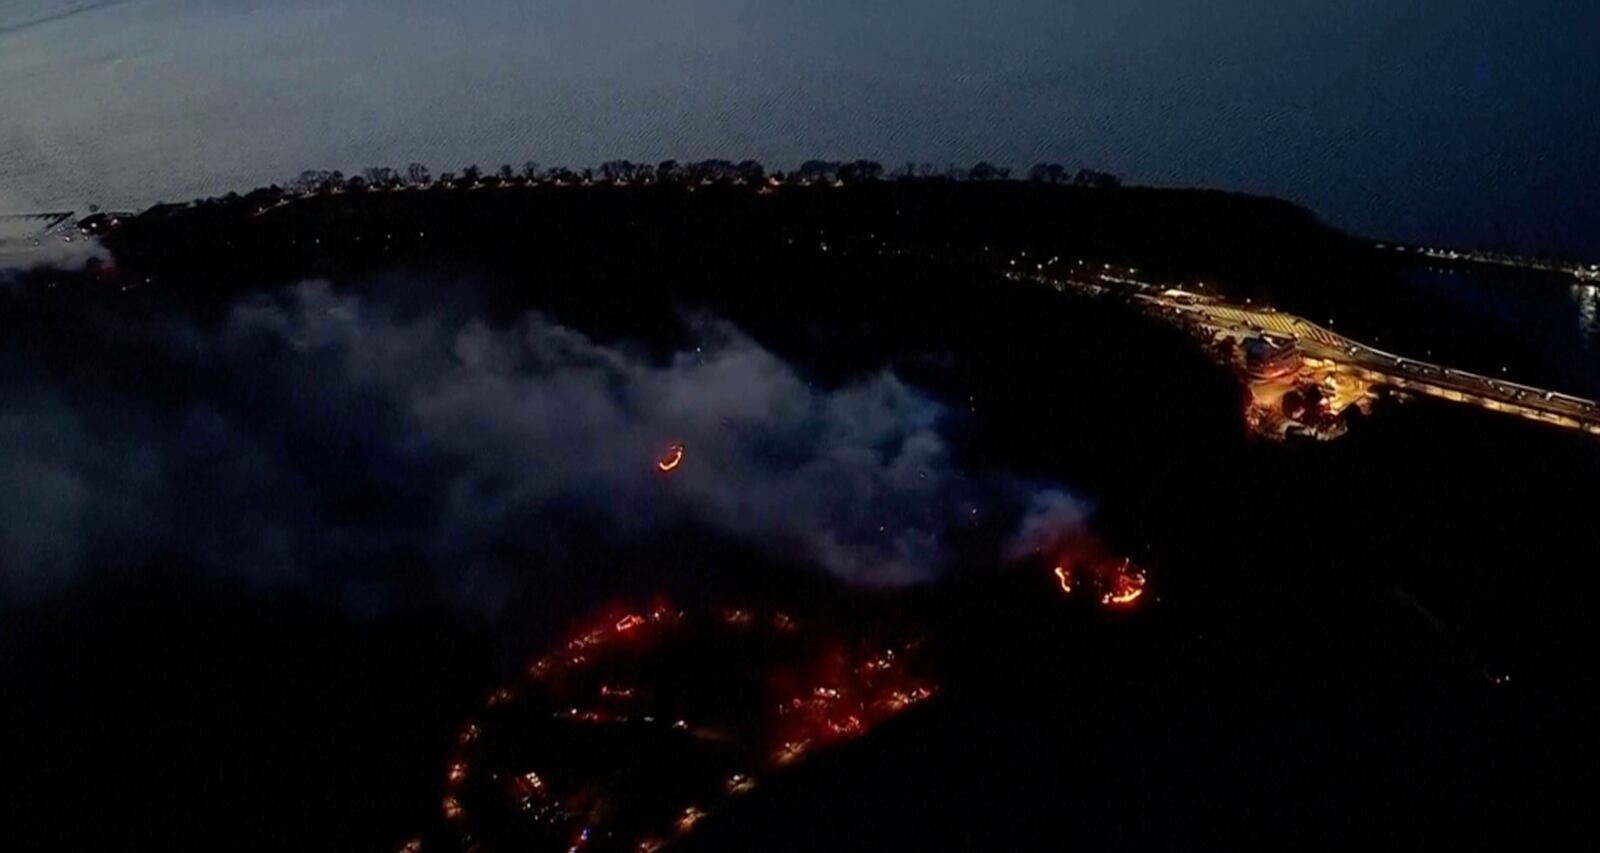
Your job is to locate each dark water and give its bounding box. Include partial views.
[2,0,1599,257]
[5,1,1599,391]
[1409,266,1600,397]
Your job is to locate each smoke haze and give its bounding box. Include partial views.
[1,276,1085,611]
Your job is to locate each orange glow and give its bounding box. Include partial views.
[773,739,810,765]
[445,604,938,853]
[1050,555,1149,608]
[656,443,685,472]
[1100,559,1147,607]
[442,795,465,821]
[827,715,863,735]
[675,805,707,833]
[1103,585,1143,606]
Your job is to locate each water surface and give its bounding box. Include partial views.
[2,0,1597,256]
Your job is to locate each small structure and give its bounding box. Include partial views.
[1242,336,1302,380]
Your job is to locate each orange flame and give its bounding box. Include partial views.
[1050,556,1147,607]
[1103,586,1144,606]
[453,605,937,853]
[1100,559,1147,607]
[656,443,685,472]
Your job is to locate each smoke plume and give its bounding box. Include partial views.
[1,277,1090,609]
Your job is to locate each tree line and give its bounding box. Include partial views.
[282,159,1121,195]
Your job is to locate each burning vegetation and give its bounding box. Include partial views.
[656,443,685,473]
[416,603,936,852]
[1051,556,1148,609]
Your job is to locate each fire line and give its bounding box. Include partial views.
[657,443,685,472]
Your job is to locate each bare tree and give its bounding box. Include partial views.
[968,161,1007,181]
[736,159,766,184]
[686,160,736,183]
[797,160,841,182]
[1028,162,1067,183]
[363,166,399,188]
[838,160,883,182]
[1073,168,1122,189]
[600,160,638,182]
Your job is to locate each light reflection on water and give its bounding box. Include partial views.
[1407,267,1600,398]
[1,0,1598,257]
[1573,284,1600,349]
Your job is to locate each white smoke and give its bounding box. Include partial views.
[2,279,1087,604]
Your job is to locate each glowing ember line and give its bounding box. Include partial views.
[1103,585,1144,606]
[1053,564,1073,594]
[656,443,685,472]
[438,604,938,853]
[1100,560,1147,607]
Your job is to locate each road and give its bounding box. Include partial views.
[1377,242,1600,283]
[1020,267,1600,437]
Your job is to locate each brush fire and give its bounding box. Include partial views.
[656,443,685,473]
[422,602,937,852]
[1050,556,1148,608]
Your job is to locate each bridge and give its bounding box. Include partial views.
[1019,267,1600,437]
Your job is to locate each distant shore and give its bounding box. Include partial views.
[9,156,1593,282]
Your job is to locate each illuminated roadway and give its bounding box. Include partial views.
[1019,266,1600,437]
[1376,242,1600,283]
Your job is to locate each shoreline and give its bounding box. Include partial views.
[8,166,1595,281]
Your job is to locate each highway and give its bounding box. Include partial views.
[1377,242,1600,283]
[1020,266,1600,437]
